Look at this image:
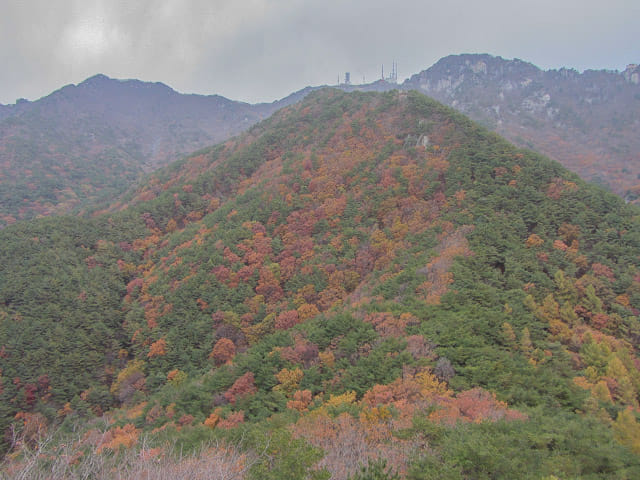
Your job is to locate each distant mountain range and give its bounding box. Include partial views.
[0,75,279,224]
[402,54,640,200]
[0,54,638,226]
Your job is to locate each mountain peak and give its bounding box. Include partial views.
[75,74,175,95]
[401,54,640,198]
[80,73,112,85]
[0,74,275,226]
[407,53,542,84]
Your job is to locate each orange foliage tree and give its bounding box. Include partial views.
[209,338,236,365]
[148,338,167,358]
[224,372,257,404]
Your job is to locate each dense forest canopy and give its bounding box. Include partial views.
[2,89,640,478]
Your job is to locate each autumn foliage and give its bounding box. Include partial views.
[224,372,257,404]
[210,337,236,365]
[2,89,640,477]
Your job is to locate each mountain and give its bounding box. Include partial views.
[2,89,640,477]
[0,75,282,226]
[402,54,640,200]
[2,55,638,228]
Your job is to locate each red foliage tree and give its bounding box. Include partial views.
[592,263,615,281]
[217,410,245,429]
[287,390,313,412]
[275,310,300,330]
[255,265,284,301]
[224,372,257,404]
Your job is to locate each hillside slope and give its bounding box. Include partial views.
[403,54,640,199]
[2,90,640,478]
[0,75,278,226]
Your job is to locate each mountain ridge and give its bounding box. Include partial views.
[1,54,638,227]
[0,74,279,225]
[402,54,640,199]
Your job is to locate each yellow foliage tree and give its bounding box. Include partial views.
[324,391,357,408]
[318,350,335,369]
[525,234,544,248]
[274,368,303,395]
[415,368,450,397]
[613,409,640,454]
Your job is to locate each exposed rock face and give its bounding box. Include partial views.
[624,64,640,84]
[402,54,640,199]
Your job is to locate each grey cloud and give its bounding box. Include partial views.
[1,0,638,105]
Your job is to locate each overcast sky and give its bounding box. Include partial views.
[1,0,638,105]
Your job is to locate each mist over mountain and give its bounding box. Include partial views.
[0,75,277,225]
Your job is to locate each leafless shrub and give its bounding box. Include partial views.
[1,423,259,480]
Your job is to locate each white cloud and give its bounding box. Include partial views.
[60,14,126,61]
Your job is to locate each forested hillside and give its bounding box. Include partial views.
[0,74,276,226]
[403,54,640,200]
[2,90,640,478]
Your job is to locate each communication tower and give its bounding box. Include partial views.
[381,62,398,83]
